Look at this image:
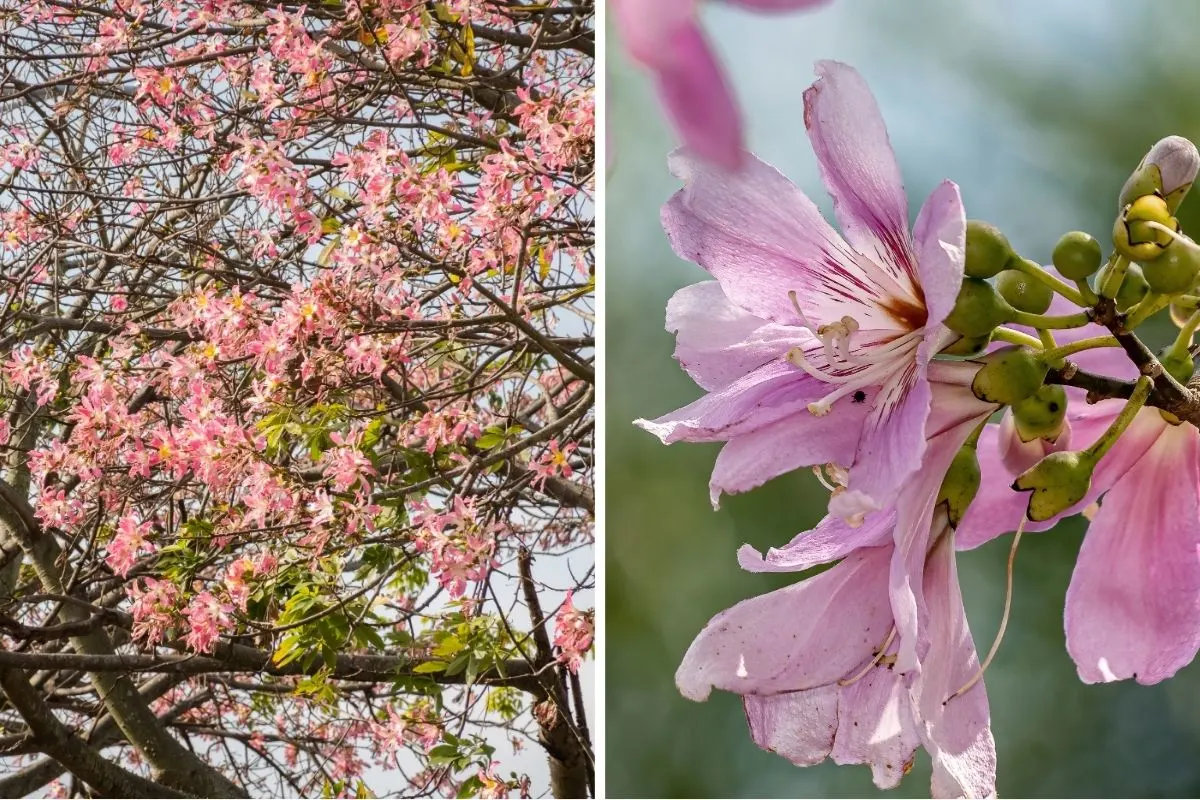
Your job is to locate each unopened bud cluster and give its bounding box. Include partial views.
[933,135,1200,522]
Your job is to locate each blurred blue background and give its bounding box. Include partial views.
[606,0,1200,796]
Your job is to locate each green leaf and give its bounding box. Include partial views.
[355,624,386,651]
[457,775,483,798]
[427,744,459,765]
[445,652,470,677]
[432,635,463,658]
[475,433,504,449]
[317,236,340,266]
[412,661,448,674]
[272,634,303,667]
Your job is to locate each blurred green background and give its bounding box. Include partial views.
[606,0,1200,796]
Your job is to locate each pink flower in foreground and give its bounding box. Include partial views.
[677,381,996,796]
[553,591,594,673]
[612,0,829,169]
[105,514,155,577]
[477,760,510,799]
[959,339,1200,686]
[182,591,235,654]
[127,577,179,647]
[637,61,965,522]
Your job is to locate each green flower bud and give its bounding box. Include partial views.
[1052,231,1103,280]
[1113,194,1176,262]
[1120,136,1200,213]
[1011,384,1068,443]
[995,263,1053,314]
[938,443,981,528]
[1120,166,1164,211]
[1096,261,1150,311]
[1159,345,1195,385]
[971,346,1049,406]
[940,331,993,357]
[1013,450,1096,522]
[944,277,1014,338]
[1143,236,1200,295]
[965,220,1015,279]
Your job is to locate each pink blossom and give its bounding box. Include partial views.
[478,760,510,799]
[371,701,443,767]
[224,556,270,612]
[413,498,499,598]
[106,515,155,577]
[637,61,965,524]
[182,591,235,653]
[960,336,1200,686]
[678,381,996,796]
[322,439,375,493]
[530,439,576,489]
[553,591,593,673]
[611,0,828,169]
[127,578,180,647]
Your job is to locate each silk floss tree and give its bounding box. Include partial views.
[0,1,594,797]
[639,58,1200,797]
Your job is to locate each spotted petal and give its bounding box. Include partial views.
[744,688,839,767]
[830,664,922,790]
[676,547,893,700]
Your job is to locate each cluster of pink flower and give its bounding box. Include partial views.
[639,56,1200,796]
[553,590,595,674]
[413,497,501,599]
[105,515,156,577]
[0,0,591,794]
[370,701,444,768]
[0,135,39,171]
[529,439,577,490]
[127,577,181,647]
[0,207,43,251]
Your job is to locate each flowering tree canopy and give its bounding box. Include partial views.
[0,1,594,797]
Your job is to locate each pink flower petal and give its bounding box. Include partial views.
[662,150,893,328]
[676,547,892,700]
[744,687,838,767]
[889,410,987,674]
[738,508,895,573]
[845,360,989,522]
[848,360,928,516]
[665,281,808,391]
[830,665,921,790]
[708,396,870,505]
[803,61,917,294]
[1066,421,1200,685]
[634,359,815,444]
[653,22,744,169]
[911,180,967,332]
[610,0,696,67]
[913,533,997,799]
